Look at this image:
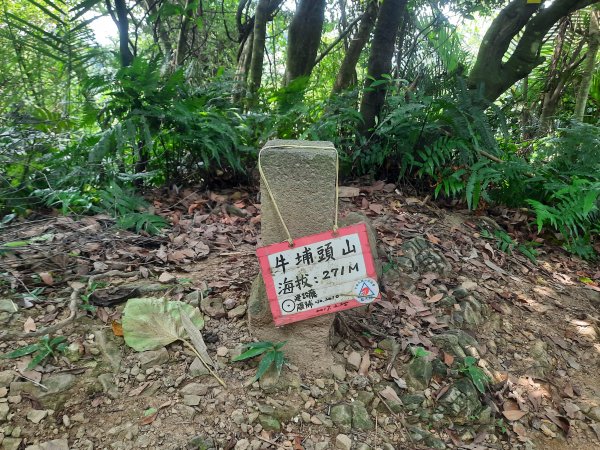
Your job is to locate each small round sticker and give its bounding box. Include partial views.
[354,278,379,304]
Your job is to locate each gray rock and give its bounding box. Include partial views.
[201,296,226,318]
[0,370,16,387]
[94,327,122,372]
[25,439,69,450]
[187,436,215,450]
[315,443,329,450]
[180,382,209,396]
[30,374,76,409]
[235,439,250,450]
[138,348,169,369]
[27,409,48,424]
[585,406,600,421]
[395,237,451,275]
[356,391,374,406]
[346,351,361,371]
[227,304,247,319]
[176,404,196,420]
[183,395,201,406]
[223,298,238,310]
[528,340,553,378]
[0,402,9,421]
[437,378,482,424]
[334,434,351,450]
[330,404,352,432]
[2,438,22,450]
[408,427,446,449]
[406,356,432,390]
[431,330,480,358]
[331,364,346,381]
[453,287,469,299]
[189,357,210,377]
[259,368,301,394]
[98,373,120,399]
[0,299,18,313]
[185,290,201,307]
[258,414,280,431]
[351,402,374,430]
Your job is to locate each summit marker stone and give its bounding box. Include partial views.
[248,139,338,375]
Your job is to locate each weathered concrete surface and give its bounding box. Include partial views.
[248,140,338,376]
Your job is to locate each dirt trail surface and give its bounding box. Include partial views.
[0,182,599,450]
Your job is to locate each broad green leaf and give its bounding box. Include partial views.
[49,336,67,346]
[122,298,204,351]
[144,407,157,416]
[232,346,270,362]
[253,352,275,382]
[1,344,40,359]
[28,349,51,369]
[1,241,30,248]
[464,356,477,366]
[468,366,488,394]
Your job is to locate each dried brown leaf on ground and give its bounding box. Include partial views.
[503,410,528,421]
[379,385,402,404]
[23,317,36,332]
[38,272,54,286]
[358,351,370,376]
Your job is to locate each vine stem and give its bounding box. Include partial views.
[181,339,227,388]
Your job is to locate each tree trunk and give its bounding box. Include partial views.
[142,0,172,58]
[113,0,134,67]
[248,0,271,99]
[359,0,407,135]
[332,0,378,93]
[284,0,326,85]
[539,18,585,133]
[174,0,193,66]
[233,33,253,103]
[468,0,598,106]
[574,10,600,121]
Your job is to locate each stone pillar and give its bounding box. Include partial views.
[248,139,337,375]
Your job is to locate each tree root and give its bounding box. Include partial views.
[0,284,83,342]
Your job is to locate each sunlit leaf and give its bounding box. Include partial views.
[122,298,204,351]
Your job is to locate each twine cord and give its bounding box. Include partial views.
[257,144,340,247]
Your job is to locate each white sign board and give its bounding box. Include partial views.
[257,223,380,326]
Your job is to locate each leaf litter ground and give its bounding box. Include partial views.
[0,182,599,450]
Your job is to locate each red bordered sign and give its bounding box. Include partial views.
[256,223,380,326]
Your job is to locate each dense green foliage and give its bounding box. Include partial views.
[1,0,598,256]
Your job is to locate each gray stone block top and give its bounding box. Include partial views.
[259,139,338,246]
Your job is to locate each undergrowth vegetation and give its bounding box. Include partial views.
[1,61,599,256]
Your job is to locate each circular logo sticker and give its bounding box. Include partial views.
[354,278,379,304]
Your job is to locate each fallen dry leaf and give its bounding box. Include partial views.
[443,352,454,366]
[38,272,53,286]
[128,381,151,397]
[503,410,528,421]
[528,390,543,411]
[369,203,383,214]
[379,385,402,404]
[111,320,124,337]
[23,317,36,332]
[358,352,370,376]
[427,293,444,303]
